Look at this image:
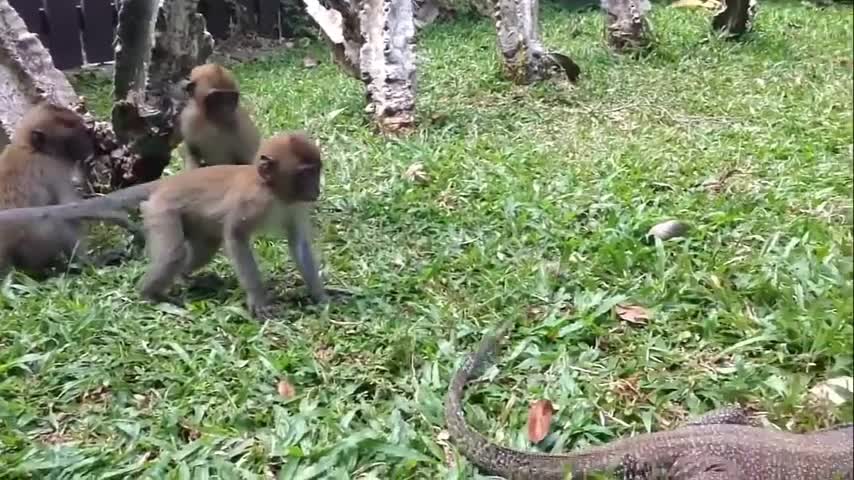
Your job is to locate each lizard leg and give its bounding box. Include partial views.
[615,453,653,479]
[684,406,759,427]
[668,453,744,480]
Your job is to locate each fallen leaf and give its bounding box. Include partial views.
[303,56,319,68]
[277,379,296,399]
[615,304,651,325]
[403,163,430,184]
[436,430,456,468]
[326,107,347,121]
[646,219,690,241]
[701,168,741,194]
[809,376,854,406]
[527,399,554,443]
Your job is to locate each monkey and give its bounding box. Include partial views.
[0,132,329,317]
[178,63,262,170]
[0,103,135,278]
[0,63,260,228]
[135,132,327,318]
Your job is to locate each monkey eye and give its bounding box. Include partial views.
[259,154,273,162]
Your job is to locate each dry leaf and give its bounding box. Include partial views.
[647,220,690,241]
[436,430,456,468]
[527,399,554,443]
[615,304,651,325]
[277,379,296,399]
[303,56,319,68]
[403,163,430,184]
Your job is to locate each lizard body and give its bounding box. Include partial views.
[444,325,854,480]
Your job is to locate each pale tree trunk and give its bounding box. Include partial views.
[359,0,417,132]
[110,0,213,188]
[494,0,580,84]
[601,0,652,53]
[712,0,758,38]
[304,0,362,78]
[303,0,417,132]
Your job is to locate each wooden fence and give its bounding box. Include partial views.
[9,0,287,70]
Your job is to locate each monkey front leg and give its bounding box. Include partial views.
[223,225,276,319]
[180,143,205,169]
[285,216,328,304]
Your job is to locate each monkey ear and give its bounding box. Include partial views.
[184,80,196,96]
[257,154,275,182]
[204,89,239,113]
[30,129,46,150]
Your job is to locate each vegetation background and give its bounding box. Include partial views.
[1,1,852,478]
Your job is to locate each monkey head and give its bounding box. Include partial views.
[185,63,241,124]
[257,133,323,203]
[12,103,94,163]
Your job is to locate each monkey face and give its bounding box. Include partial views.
[258,153,322,202]
[291,164,322,201]
[27,107,94,163]
[62,125,95,163]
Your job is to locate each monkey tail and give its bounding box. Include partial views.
[81,181,160,211]
[0,181,159,224]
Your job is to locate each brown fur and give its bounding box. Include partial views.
[0,103,132,277]
[179,63,261,169]
[137,132,327,318]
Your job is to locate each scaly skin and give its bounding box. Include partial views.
[444,325,854,480]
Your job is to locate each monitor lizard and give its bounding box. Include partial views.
[444,323,854,479]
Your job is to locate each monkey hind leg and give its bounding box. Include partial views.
[183,235,222,276]
[181,236,224,290]
[137,209,188,302]
[9,221,83,276]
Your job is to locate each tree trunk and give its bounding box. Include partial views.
[0,0,127,195]
[304,0,362,78]
[601,0,652,53]
[110,0,213,188]
[359,0,417,132]
[0,0,79,147]
[494,0,580,84]
[711,0,757,38]
[304,0,418,133]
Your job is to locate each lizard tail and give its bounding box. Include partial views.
[444,322,586,480]
[443,321,538,478]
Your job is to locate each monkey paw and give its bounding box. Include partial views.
[251,302,279,320]
[186,272,225,291]
[97,248,130,266]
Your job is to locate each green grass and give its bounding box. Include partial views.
[2,2,853,478]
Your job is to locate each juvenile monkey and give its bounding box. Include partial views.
[0,103,133,278]
[137,132,327,318]
[178,63,261,169]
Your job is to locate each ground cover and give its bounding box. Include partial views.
[1,2,852,478]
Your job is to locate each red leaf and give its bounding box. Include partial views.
[277,379,296,399]
[527,399,554,443]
